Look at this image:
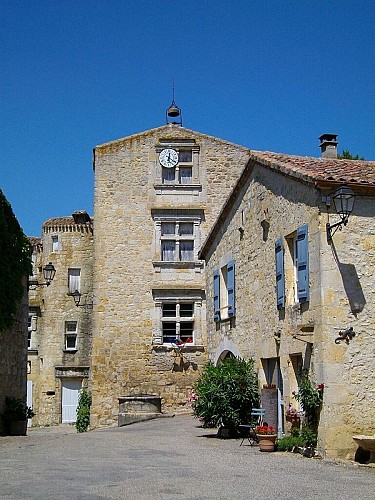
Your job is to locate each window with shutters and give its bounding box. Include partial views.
[282,224,309,306]
[275,238,285,309]
[28,313,37,349]
[214,260,235,322]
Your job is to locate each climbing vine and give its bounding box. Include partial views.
[0,189,31,332]
[294,375,324,432]
[75,389,92,433]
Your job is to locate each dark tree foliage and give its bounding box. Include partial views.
[338,150,365,160]
[0,189,31,331]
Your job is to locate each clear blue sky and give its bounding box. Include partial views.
[1,0,374,236]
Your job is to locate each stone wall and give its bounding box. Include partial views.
[203,161,375,458]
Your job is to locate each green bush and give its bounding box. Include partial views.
[276,435,305,451]
[300,427,317,447]
[277,428,317,451]
[294,375,323,431]
[75,389,92,433]
[192,358,259,436]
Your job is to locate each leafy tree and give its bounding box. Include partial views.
[338,150,365,160]
[192,358,259,436]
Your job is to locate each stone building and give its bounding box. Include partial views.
[28,211,93,426]
[90,123,251,427]
[199,137,375,459]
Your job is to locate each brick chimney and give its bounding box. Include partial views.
[319,134,338,158]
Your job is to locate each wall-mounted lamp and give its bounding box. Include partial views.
[326,185,356,241]
[28,262,56,289]
[70,289,93,308]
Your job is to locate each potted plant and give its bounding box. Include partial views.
[1,396,35,435]
[255,424,277,451]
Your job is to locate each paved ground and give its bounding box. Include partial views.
[0,415,374,500]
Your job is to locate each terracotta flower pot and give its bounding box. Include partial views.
[257,434,277,452]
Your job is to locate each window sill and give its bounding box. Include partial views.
[152,344,205,353]
[154,184,202,196]
[63,349,78,353]
[153,260,204,273]
[27,348,38,355]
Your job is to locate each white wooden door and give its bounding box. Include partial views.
[27,380,33,428]
[61,379,82,423]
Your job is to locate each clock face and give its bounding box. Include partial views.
[159,148,179,168]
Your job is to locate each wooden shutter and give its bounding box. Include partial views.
[275,238,285,309]
[213,269,220,322]
[297,224,309,303]
[227,260,235,318]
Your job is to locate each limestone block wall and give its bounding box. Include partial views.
[28,218,93,426]
[91,124,251,426]
[317,194,375,458]
[203,162,375,458]
[204,165,321,367]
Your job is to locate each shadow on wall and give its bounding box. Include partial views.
[331,245,366,317]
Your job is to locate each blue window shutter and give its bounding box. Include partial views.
[275,238,285,309]
[297,224,309,303]
[213,269,220,322]
[227,260,236,318]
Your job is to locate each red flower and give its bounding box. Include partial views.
[317,383,325,390]
[255,424,275,435]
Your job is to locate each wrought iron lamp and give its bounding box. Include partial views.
[28,262,56,288]
[70,289,93,308]
[326,185,356,241]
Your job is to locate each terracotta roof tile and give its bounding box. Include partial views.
[28,236,42,246]
[251,151,375,187]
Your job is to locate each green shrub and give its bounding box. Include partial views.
[300,427,317,447]
[294,375,323,431]
[75,389,92,433]
[192,358,259,436]
[277,428,317,451]
[276,435,305,451]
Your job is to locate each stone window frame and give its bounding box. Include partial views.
[154,140,201,195]
[28,312,38,350]
[152,210,204,273]
[68,268,81,294]
[51,234,59,253]
[161,301,195,345]
[152,289,205,347]
[64,320,78,351]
